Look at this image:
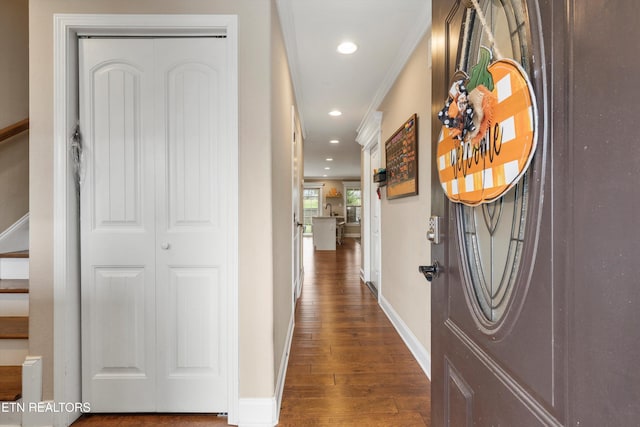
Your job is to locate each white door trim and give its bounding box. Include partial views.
[357,112,382,294]
[290,105,302,304]
[53,14,239,426]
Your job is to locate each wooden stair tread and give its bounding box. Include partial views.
[0,366,21,401]
[0,251,29,259]
[0,279,29,294]
[0,317,28,339]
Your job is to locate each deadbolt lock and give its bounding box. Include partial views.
[427,216,441,245]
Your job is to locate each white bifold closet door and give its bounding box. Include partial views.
[79,37,229,413]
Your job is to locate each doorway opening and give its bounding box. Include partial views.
[78,36,230,413]
[53,14,239,425]
[302,186,322,235]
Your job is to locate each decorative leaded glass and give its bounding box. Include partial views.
[456,0,533,326]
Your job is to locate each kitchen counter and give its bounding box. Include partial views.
[312,216,343,250]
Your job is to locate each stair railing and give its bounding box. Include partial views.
[0,118,29,146]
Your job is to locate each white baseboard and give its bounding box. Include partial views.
[359,268,365,282]
[237,398,277,427]
[0,357,54,427]
[0,398,22,427]
[237,310,294,427]
[0,213,29,254]
[21,407,53,427]
[274,311,295,424]
[379,296,431,379]
[21,357,54,427]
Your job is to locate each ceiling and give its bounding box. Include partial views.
[277,0,430,180]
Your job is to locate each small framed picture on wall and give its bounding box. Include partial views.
[385,114,418,199]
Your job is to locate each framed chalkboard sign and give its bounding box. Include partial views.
[385,114,418,199]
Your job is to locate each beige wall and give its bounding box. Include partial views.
[30,0,276,400]
[0,135,29,233]
[270,1,298,382]
[378,33,432,353]
[0,0,29,233]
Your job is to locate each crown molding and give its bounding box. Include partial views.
[356,111,383,149]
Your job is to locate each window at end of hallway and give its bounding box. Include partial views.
[343,182,361,225]
[303,185,322,235]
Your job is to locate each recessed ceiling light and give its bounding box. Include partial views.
[329,110,342,117]
[330,139,339,144]
[337,41,358,55]
[326,158,333,161]
[324,167,331,170]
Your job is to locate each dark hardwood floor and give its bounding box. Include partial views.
[0,366,22,401]
[72,237,431,426]
[278,237,430,426]
[72,414,228,426]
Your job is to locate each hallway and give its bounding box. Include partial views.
[73,237,430,426]
[278,237,431,426]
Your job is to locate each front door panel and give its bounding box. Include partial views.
[431,1,562,425]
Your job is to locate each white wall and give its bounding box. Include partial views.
[378,33,432,355]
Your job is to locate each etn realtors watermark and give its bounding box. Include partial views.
[1,401,91,413]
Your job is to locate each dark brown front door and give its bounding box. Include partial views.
[431,1,640,425]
